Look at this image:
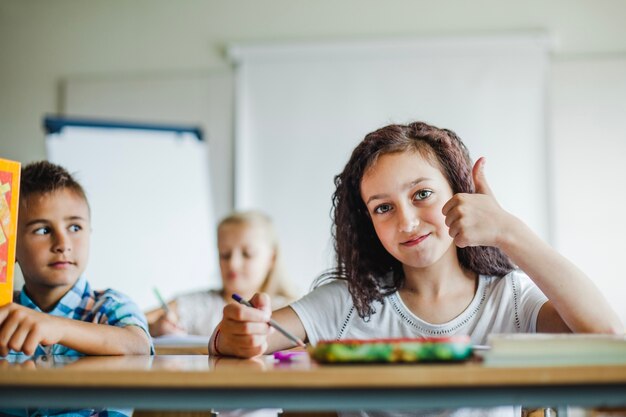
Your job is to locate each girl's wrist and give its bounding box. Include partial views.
[212,327,223,356]
[495,213,527,254]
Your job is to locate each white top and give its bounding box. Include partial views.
[291,270,546,417]
[176,289,226,336]
[291,269,548,346]
[176,289,290,336]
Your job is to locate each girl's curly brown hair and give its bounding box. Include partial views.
[327,121,514,319]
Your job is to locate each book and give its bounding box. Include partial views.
[308,336,472,364]
[483,333,626,366]
[0,158,20,306]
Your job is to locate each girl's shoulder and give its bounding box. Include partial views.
[480,269,542,301]
[297,279,352,304]
[481,269,533,287]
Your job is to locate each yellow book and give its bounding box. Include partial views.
[0,158,20,306]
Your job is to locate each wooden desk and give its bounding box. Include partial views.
[1,355,626,411]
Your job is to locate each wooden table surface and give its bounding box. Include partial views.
[2,355,626,410]
[2,354,626,387]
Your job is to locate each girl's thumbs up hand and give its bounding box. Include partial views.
[442,157,515,248]
[472,157,494,196]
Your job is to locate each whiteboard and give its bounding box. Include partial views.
[62,72,234,222]
[45,118,218,310]
[230,35,550,295]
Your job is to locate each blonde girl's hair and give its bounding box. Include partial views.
[218,211,297,302]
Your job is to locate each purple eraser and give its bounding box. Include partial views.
[273,350,307,362]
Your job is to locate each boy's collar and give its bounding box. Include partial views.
[20,276,88,314]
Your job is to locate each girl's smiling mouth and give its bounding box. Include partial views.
[401,233,430,247]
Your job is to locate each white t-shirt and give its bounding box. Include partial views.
[291,269,548,346]
[290,270,547,417]
[176,289,290,336]
[175,289,226,336]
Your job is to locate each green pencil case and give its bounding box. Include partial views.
[309,336,472,363]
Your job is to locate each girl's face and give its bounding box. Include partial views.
[218,222,275,296]
[360,150,455,271]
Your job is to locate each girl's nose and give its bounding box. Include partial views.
[228,251,243,269]
[398,206,419,233]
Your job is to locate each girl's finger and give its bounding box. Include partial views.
[223,303,271,323]
[224,319,272,336]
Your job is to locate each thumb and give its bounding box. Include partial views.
[249,292,272,318]
[472,157,494,196]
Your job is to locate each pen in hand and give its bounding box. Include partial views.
[152,287,186,335]
[153,287,170,314]
[231,293,306,348]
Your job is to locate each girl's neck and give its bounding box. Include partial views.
[401,246,476,298]
[398,247,478,324]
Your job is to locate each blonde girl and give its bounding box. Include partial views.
[148,211,295,336]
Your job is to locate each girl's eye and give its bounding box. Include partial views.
[414,189,433,201]
[69,224,82,232]
[33,227,50,235]
[374,204,392,214]
[243,250,256,259]
[219,253,231,260]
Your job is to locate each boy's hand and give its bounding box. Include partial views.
[442,157,517,249]
[0,303,65,356]
[215,292,274,358]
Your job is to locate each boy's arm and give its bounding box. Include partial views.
[0,303,152,356]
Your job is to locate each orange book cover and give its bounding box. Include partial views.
[0,158,20,306]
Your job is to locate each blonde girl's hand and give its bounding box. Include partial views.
[149,311,186,337]
[442,157,517,249]
[215,292,274,358]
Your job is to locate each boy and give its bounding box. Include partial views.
[0,161,152,357]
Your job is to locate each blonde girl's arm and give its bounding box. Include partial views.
[209,293,306,358]
[443,157,622,334]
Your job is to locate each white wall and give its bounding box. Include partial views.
[551,57,626,323]
[3,0,626,164]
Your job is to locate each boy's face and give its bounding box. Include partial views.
[16,189,90,294]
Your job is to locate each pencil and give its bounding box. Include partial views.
[231,293,306,348]
[153,287,170,315]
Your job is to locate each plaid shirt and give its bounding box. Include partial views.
[2,277,153,417]
[11,276,152,356]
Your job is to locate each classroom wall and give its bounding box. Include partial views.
[2,0,626,321]
[3,0,626,165]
